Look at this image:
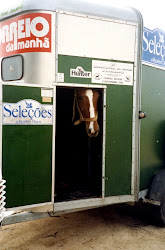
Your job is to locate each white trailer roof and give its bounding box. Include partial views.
[21,0,141,24]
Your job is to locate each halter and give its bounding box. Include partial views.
[72,90,98,125]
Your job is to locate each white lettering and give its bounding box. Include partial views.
[18,41,24,49]
[143,30,149,52]
[25,18,31,37]
[30,17,49,37]
[0,16,50,44]
[18,19,25,39]
[143,29,165,61]
[1,25,9,43]
[9,22,17,43]
[149,39,154,53]
[156,42,161,55]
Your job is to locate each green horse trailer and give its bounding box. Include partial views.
[1,0,165,225]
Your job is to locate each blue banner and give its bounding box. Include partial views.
[143,27,165,69]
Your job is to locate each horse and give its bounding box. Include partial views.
[72,88,100,137]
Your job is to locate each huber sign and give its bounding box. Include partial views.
[143,27,165,69]
[0,13,51,57]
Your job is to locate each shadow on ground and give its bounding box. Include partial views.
[100,202,163,227]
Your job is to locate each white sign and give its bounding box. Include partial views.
[41,88,53,97]
[70,66,91,78]
[92,60,133,86]
[3,99,53,125]
[58,73,64,82]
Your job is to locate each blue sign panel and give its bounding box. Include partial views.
[143,27,165,69]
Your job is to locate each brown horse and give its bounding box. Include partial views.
[72,88,100,137]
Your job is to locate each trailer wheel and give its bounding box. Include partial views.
[147,169,165,225]
[159,197,165,225]
[148,200,165,226]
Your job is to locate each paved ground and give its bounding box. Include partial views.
[1,204,165,249]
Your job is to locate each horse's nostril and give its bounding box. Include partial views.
[89,128,92,133]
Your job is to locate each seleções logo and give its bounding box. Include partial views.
[3,99,53,125]
[143,27,165,69]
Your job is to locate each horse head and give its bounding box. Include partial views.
[72,88,100,137]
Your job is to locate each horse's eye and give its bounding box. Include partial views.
[79,96,83,101]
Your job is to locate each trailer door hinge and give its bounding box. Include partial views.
[103,176,108,181]
[104,105,109,108]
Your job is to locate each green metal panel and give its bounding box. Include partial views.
[140,65,165,190]
[58,55,91,84]
[3,85,53,104]
[58,55,133,85]
[105,85,133,196]
[2,85,53,208]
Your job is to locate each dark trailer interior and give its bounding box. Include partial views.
[55,87,103,202]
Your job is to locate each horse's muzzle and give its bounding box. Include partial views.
[87,127,100,137]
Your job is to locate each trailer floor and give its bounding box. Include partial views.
[55,188,101,202]
[1,204,165,250]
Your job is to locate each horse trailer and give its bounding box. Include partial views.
[1,0,165,225]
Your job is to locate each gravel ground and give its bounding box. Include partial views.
[1,204,165,250]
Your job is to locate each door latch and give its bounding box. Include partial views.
[139,111,147,119]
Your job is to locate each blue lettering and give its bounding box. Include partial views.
[3,104,11,117]
[28,109,35,120]
[22,109,28,117]
[19,105,22,117]
[34,108,40,118]
[3,100,53,124]
[41,109,47,118]
[47,110,52,118]
[12,108,18,117]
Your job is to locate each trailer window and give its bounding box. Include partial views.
[1,55,23,81]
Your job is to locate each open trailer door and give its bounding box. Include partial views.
[2,84,54,210]
[104,76,135,197]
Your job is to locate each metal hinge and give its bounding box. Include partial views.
[103,176,108,181]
